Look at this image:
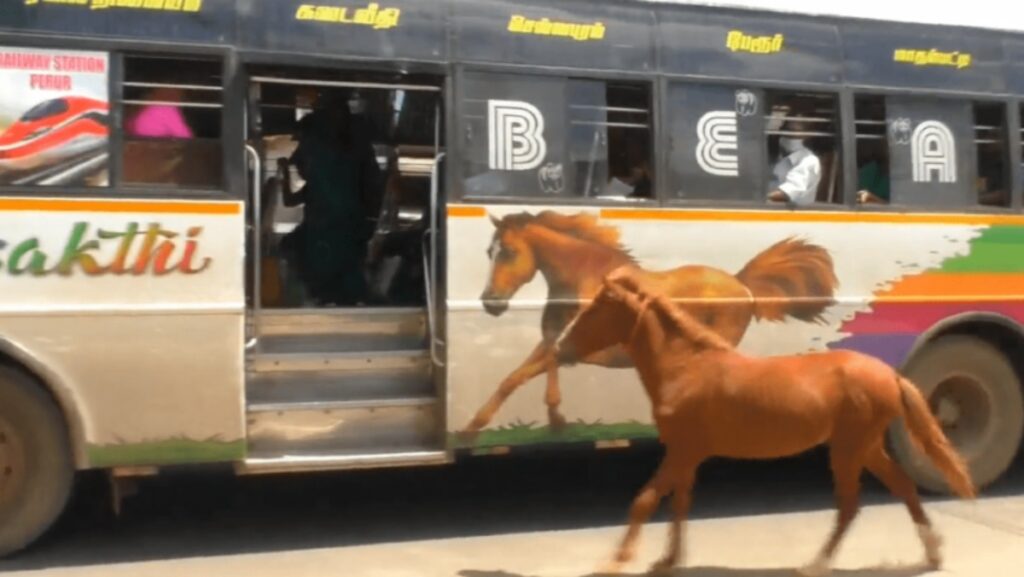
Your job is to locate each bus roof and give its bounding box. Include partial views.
[1,0,1023,96]
[640,0,1024,34]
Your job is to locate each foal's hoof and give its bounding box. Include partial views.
[548,412,568,432]
[917,524,943,570]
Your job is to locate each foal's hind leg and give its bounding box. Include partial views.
[801,446,867,577]
[865,445,942,569]
[650,462,698,574]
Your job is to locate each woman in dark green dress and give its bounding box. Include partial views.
[279,105,379,306]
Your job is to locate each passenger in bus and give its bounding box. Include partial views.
[126,86,194,139]
[278,103,378,307]
[856,151,891,205]
[767,118,821,206]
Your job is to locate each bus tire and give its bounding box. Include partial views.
[890,335,1024,494]
[0,366,74,558]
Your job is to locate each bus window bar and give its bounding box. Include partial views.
[570,121,650,129]
[122,82,222,92]
[122,100,223,109]
[569,105,650,114]
[767,130,835,137]
[765,116,834,123]
[251,76,441,93]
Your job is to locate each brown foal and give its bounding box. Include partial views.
[554,266,975,576]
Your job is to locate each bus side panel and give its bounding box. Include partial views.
[445,204,1024,450]
[0,198,246,468]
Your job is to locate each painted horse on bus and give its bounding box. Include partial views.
[460,210,840,438]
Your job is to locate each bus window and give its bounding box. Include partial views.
[121,55,223,189]
[666,83,764,203]
[568,80,652,200]
[765,91,841,206]
[883,96,975,208]
[854,95,890,205]
[459,71,651,202]
[974,102,1010,208]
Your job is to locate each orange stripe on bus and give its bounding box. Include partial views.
[599,208,1024,226]
[0,197,241,215]
[447,205,487,217]
[878,273,1024,299]
[446,204,1024,225]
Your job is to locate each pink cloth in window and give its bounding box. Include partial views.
[127,105,193,139]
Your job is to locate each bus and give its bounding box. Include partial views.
[1,0,1024,557]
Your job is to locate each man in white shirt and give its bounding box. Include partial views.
[767,118,821,206]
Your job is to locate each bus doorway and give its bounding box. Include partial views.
[242,68,446,472]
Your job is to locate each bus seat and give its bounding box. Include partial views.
[122,138,222,188]
[815,149,839,204]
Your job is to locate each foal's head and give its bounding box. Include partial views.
[554,266,647,363]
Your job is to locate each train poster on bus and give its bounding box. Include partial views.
[0,46,109,187]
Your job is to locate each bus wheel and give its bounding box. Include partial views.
[890,335,1024,494]
[0,367,74,558]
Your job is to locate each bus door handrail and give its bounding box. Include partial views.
[424,152,446,368]
[245,144,261,351]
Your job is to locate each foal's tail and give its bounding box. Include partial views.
[898,377,977,499]
[734,237,838,324]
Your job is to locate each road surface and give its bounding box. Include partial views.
[3,446,1023,576]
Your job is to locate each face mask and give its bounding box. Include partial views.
[780,137,804,154]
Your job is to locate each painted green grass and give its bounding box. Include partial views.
[87,437,245,467]
[940,226,1024,273]
[452,421,658,450]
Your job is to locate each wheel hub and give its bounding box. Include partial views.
[929,374,993,459]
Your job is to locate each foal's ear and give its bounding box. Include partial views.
[601,276,625,300]
[489,213,501,227]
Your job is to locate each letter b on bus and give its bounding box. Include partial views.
[488,100,547,171]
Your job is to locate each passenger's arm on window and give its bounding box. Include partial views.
[770,155,820,206]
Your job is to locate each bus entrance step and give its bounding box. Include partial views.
[247,369,434,407]
[237,449,449,475]
[254,308,426,354]
[244,397,443,463]
[249,349,430,374]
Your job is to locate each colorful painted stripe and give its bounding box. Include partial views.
[841,302,1024,334]
[836,224,1024,368]
[0,197,241,215]
[830,333,919,369]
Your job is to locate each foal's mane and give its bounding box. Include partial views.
[651,294,733,351]
[606,274,737,352]
[499,211,636,261]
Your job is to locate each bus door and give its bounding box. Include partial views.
[241,70,448,472]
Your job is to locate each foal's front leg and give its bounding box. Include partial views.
[603,457,677,574]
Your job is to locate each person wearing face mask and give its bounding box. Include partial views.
[767,118,821,206]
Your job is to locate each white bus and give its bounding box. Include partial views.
[1,0,1023,556]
